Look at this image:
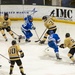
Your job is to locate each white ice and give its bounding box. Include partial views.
[0,21,75,75]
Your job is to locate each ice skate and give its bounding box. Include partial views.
[14,37,17,40]
[18,35,22,42]
[25,39,31,42]
[57,57,62,60]
[56,53,62,60]
[39,40,45,44]
[22,74,26,75]
[5,39,8,41]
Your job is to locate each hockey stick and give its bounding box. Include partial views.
[0,54,9,61]
[11,30,20,37]
[44,47,49,51]
[35,28,47,42]
[34,29,40,40]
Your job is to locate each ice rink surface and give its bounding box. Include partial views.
[0,21,75,75]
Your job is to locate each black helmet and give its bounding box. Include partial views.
[4,12,8,16]
[42,16,47,20]
[65,33,70,37]
[4,12,9,20]
[11,40,17,45]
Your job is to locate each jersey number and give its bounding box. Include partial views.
[10,48,16,54]
[49,21,54,25]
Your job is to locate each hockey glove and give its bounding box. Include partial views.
[32,26,36,30]
[71,39,75,43]
[20,53,24,58]
[59,44,64,48]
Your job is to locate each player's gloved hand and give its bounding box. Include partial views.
[32,26,36,30]
[20,53,24,58]
[71,39,75,43]
[59,44,64,48]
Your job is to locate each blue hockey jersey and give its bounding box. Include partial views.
[48,33,60,53]
[48,33,60,43]
[21,15,33,31]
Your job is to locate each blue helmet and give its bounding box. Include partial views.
[27,15,33,21]
[24,15,33,21]
[24,17,27,20]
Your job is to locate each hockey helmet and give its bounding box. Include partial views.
[65,33,70,37]
[11,40,17,45]
[4,12,9,20]
[24,17,27,20]
[27,15,33,21]
[4,12,8,16]
[42,16,47,20]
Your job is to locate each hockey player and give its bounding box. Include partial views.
[0,12,16,41]
[48,31,62,60]
[20,15,36,42]
[40,15,57,44]
[8,40,26,75]
[59,33,75,63]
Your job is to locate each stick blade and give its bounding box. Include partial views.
[35,40,39,42]
[35,40,41,42]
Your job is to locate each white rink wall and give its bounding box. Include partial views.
[0,5,75,23]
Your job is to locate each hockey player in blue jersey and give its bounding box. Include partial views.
[48,31,62,60]
[19,15,36,42]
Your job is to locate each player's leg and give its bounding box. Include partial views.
[6,26,16,39]
[16,59,26,75]
[68,48,75,63]
[18,35,24,42]
[0,29,8,41]
[48,41,62,60]
[9,61,15,75]
[53,46,62,60]
[22,30,33,42]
